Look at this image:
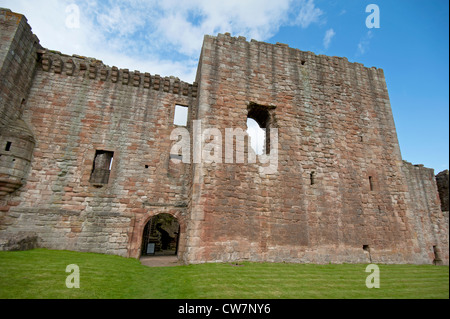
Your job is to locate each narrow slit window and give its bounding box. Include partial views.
[369,176,374,191]
[5,141,12,152]
[310,172,316,185]
[174,105,188,126]
[90,150,114,185]
[363,245,372,263]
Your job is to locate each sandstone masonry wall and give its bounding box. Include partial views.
[0,11,197,257]
[401,162,449,264]
[186,33,447,264]
[0,8,40,127]
[0,11,448,265]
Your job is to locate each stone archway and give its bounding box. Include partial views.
[140,213,180,257]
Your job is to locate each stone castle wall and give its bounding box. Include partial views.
[185,33,448,265]
[0,9,448,265]
[0,8,195,257]
[401,162,448,264]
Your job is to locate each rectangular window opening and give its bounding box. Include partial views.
[174,104,188,126]
[247,102,274,155]
[90,150,114,185]
[5,141,12,152]
[369,176,374,191]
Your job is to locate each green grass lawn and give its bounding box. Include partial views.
[0,249,448,299]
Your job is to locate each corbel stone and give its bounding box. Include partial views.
[173,80,180,94]
[182,83,189,96]
[88,64,97,79]
[143,73,151,89]
[42,55,52,72]
[192,82,198,98]
[153,75,161,90]
[122,69,129,85]
[111,66,119,83]
[133,71,140,87]
[100,69,108,81]
[163,77,170,92]
[53,58,62,74]
[65,59,74,76]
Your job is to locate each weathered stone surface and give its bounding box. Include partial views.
[401,162,449,264]
[0,9,40,127]
[183,33,449,265]
[0,118,35,196]
[0,8,448,265]
[0,232,38,251]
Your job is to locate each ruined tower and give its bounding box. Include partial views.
[0,9,448,265]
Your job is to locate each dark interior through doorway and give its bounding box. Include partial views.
[141,213,180,257]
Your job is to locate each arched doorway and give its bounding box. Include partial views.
[141,213,180,257]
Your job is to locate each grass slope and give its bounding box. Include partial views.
[0,249,448,299]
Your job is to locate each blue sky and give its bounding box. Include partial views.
[1,0,448,172]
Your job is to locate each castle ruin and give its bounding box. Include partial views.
[0,8,448,265]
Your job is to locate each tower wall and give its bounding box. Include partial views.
[0,8,40,127]
[185,33,447,265]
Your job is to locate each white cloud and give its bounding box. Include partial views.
[357,30,373,56]
[153,0,293,56]
[1,0,325,82]
[323,28,335,49]
[1,0,100,58]
[293,0,324,28]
